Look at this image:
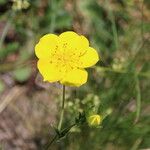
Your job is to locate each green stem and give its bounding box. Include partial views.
[105,0,119,50]
[134,73,141,123]
[141,0,144,42]
[46,123,76,149]
[45,135,57,150]
[0,11,15,50]
[94,66,150,78]
[49,0,56,32]
[58,85,66,130]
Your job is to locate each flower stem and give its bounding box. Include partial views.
[58,85,66,130]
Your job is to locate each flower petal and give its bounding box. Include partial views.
[35,34,59,59]
[79,35,89,50]
[37,59,61,82]
[59,31,79,50]
[79,47,99,68]
[59,31,89,56]
[77,35,89,55]
[59,31,78,41]
[60,69,88,87]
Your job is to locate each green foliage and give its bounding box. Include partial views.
[0,42,19,59]
[12,67,31,82]
[0,0,149,149]
[0,0,5,5]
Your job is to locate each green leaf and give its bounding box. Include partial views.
[12,67,31,82]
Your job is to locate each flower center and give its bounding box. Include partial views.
[50,43,79,73]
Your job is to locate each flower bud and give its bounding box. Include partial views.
[87,114,101,127]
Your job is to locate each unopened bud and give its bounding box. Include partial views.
[87,114,102,127]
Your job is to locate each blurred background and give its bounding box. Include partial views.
[0,0,150,149]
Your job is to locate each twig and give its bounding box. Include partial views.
[9,103,34,133]
[0,86,26,114]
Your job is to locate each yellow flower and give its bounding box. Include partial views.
[87,114,101,127]
[35,31,99,87]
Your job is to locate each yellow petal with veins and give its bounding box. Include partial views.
[59,31,78,42]
[35,34,59,59]
[78,35,89,55]
[37,59,61,82]
[79,47,99,68]
[59,31,89,56]
[60,69,88,87]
